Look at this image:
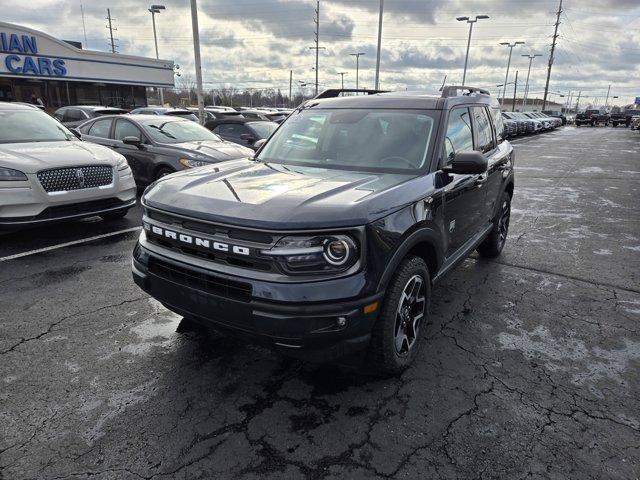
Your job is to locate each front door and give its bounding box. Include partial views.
[441,107,488,257]
[112,119,155,184]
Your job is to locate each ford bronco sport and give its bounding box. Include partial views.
[132,86,515,374]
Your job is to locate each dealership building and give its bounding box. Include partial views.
[0,21,174,110]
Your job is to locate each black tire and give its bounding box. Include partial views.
[99,208,129,221]
[155,167,174,180]
[477,190,511,258]
[368,256,430,376]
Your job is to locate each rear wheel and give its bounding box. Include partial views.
[368,256,430,375]
[477,191,511,258]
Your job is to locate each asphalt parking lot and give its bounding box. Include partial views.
[1,126,639,479]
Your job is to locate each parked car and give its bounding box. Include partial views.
[53,105,128,128]
[542,110,567,125]
[611,109,640,127]
[132,86,514,374]
[503,118,518,138]
[503,112,539,134]
[0,102,136,229]
[238,109,287,123]
[129,107,198,122]
[575,109,610,127]
[524,112,553,130]
[204,118,278,151]
[77,114,253,184]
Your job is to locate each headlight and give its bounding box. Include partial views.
[116,157,130,171]
[0,167,28,181]
[179,158,209,168]
[262,234,359,274]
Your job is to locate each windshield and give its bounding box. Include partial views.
[140,119,222,144]
[247,121,278,139]
[0,109,75,144]
[257,108,436,173]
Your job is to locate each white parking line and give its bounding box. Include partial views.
[0,227,141,262]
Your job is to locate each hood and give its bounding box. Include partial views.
[0,140,121,173]
[144,159,430,229]
[171,140,253,162]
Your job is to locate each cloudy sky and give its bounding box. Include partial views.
[4,0,640,106]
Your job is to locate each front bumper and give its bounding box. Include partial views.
[132,241,383,362]
[0,170,136,228]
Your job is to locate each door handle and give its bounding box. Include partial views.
[475,174,488,187]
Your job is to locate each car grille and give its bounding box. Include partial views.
[148,257,253,302]
[37,165,113,193]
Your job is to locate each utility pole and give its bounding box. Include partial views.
[542,0,563,110]
[289,70,293,108]
[350,52,365,91]
[308,1,324,96]
[575,90,581,112]
[338,72,347,90]
[374,0,384,89]
[500,41,524,107]
[190,0,205,123]
[512,70,518,112]
[457,15,490,86]
[106,9,117,53]
[521,53,541,111]
[604,84,611,107]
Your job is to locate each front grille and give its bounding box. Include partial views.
[38,165,113,193]
[148,258,252,302]
[2,198,128,223]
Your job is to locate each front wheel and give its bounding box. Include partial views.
[368,256,430,375]
[477,191,511,258]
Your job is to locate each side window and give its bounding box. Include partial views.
[443,107,473,165]
[87,118,113,138]
[54,109,65,121]
[472,107,495,153]
[217,124,246,136]
[114,119,143,141]
[491,107,505,142]
[79,122,93,134]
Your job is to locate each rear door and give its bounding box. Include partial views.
[485,106,512,217]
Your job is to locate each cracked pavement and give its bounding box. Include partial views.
[1,126,639,479]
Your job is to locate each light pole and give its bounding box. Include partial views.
[149,4,165,105]
[374,0,384,89]
[456,15,489,86]
[189,0,204,123]
[338,72,348,90]
[500,41,525,107]
[521,53,541,111]
[350,52,365,91]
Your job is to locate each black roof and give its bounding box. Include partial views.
[302,87,499,111]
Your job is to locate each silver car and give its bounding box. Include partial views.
[0,102,136,230]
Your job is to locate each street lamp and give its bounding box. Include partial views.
[350,52,366,91]
[521,53,541,111]
[149,4,166,105]
[456,15,489,86]
[337,72,348,90]
[500,41,525,107]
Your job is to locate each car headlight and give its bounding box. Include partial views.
[262,234,359,274]
[0,167,28,181]
[116,157,130,171]
[179,158,209,168]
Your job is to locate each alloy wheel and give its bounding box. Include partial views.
[393,274,426,356]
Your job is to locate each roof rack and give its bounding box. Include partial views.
[441,86,490,98]
[312,88,390,99]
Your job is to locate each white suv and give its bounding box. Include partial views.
[0,102,136,229]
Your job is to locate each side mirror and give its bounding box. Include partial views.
[69,128,81,139]
[240,133,257,143]
[447,151,487,175]
[122,136,143,148]
[254,138,267,150]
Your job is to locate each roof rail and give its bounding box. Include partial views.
[441,85,490,98]
[312,88,390,99]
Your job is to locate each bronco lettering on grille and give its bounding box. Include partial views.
[144,222,251,256]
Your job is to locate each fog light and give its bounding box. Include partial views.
[337,316,347,327]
